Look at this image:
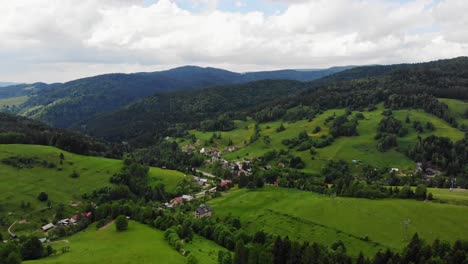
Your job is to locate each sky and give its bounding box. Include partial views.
[0,0,467,83]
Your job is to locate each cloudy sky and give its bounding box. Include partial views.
[1,0,467,83]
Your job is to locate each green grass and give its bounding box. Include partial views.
[0,144,186,234]
[27,221,186,264]
[185,104,464,174]
[148,167,187,191]
[27,222,225,264]
[0,95,28,109]
[439,98,468,126]
[208,187,468,256]
[429,188,468,205]
[185,235,228,264]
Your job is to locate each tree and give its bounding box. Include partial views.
[276,123,285,132]
[37,191,48,202]
[20,236,43,260]
[115,215,128,232]
[218,251,232,264]
[234,240,247,264]
[415,184,427,200]
[70,170,80,178]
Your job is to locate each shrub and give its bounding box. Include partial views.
[115,215,128,232]
[37,192,48,202]
[70,170,80,178]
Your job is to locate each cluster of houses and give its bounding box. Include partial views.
[40,211,92,232]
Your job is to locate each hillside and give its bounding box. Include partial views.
[208,187,468,256]
[27,221,225,264]
[85,80,307,144]
[84,57,468,145]
[0,112,116,156]
[4,66,348,129]
[0,144,186,236]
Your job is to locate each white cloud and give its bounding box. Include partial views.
[0,0,467,82]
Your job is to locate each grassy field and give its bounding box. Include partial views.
[439,98,468,126]
[185,104,464,174]
[28,221,186,264]
[0,144,186,235]
[429,188,468,205]
[208,187,468,256]
[0,95,28,110]
[26,221,224,264]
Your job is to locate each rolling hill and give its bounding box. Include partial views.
[0,144,186,237]
[27,221,225,264]
[208,187,468,256]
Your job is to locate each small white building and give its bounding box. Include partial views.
[182,195,194,201]
[390,168,399,173]
[41,223,55,232]
[200,148,206,154]
[57,218,69,225]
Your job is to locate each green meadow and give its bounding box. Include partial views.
[439,98,468,126]
[0,95,29,110]
[0,144,185,235]
[208,187,468,256]
[27,221,224,264]
[185,103,464,174]
[27,221,185,264]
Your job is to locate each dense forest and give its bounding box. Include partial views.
[0,113,122,157]
[2,66,346,129]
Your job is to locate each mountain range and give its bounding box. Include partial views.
[0,65,353,128]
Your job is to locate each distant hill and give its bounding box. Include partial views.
[7,66,352,128]
[0,82,20,87]
[0,82,47,98]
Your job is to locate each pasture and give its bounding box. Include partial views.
[27,221,203,264]
[185,103,464,174]
[27,222,224,264]
[208,187,468,256]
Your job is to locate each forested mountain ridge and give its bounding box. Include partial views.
[0,112,121,157]
[84,57,468,145]
[85,80,307,144]
[0,82,47,98]
[3,66,349,129]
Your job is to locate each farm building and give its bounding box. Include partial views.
[195,204,212,218]
[219,180,232,188]
[182,195,194,201]
[171,197,184,205]
[41,223,55,232]
[57,218,69,225]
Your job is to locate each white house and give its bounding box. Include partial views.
[41,223,55,232]
[182,195,194,201]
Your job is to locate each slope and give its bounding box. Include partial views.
[0,144,186,235]
[208,187,468,256]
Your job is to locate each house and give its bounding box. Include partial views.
[182,195,194,202]
[193,177,208,186]
[170,197,184,205]
[70,215,79,224]
[200,148,206,154]
[219,180,232,188]
[195,204,212,218]
[83,212,92,218]
[390,168,399,173]
[57,218,69,225]
[41,223,55,232]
